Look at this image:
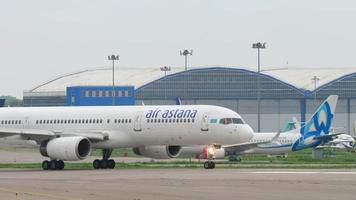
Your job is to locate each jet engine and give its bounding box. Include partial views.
[40,136,91,161]
[132,145,182,159]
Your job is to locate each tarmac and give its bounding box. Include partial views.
[0,168,356,200]
[0,142,356,200]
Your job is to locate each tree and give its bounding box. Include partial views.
[0,96,23,107]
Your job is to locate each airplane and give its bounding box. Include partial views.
[177,95,339,161]
[316,133,356,151]
[280,119,355,152]
[0,104,254,170]
[279,119,355,152]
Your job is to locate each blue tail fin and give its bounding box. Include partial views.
[292,95,338,151]
[301,95,338,137]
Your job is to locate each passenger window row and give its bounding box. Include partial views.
[36,119,104,125]
[114,119,132,124]
[1,120,22,125]
[146,118,195,123]
[35,118,133,125]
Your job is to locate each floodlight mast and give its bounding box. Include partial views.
[160,66,171,100]
[311,76,320,100]
[180,49,193,71]
[160,66,171,76]
[252,42,266,132]
[108,55,119,105]
[179,49,193,105]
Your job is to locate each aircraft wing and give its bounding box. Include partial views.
[58,131,109,141]
[0,128,109,142]
[315,144,352,150]
[0,128,55,140]
[313,132,345,143]
[223,132,280,153]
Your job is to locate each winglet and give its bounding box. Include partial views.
[292,117,301,129]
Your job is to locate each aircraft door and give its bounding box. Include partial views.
[22,117,30,129]
[134,112,142,132]
[201,113,209,131]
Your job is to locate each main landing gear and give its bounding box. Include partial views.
[93,149,116,169]
[42,160,65,170]
[228,154,242,162]
[203,160,215,169]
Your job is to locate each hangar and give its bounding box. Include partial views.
[23,67,356,135]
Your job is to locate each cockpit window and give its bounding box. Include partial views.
[220,118,244,125]
[219,118,232,125]
[232,118,244,124]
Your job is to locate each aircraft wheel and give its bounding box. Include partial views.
[211,161,215,169]
[93,159,101,169]
[49,160,57,170]
[100,160,108,169]
[204,161,211,169]
[42,160,50,170]
[57,160,65,170]
[236,156,242,162]
[108,159,116,169]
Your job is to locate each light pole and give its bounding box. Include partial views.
[252,42,266,132]
[180,49,193,105]
[311,76,320,100]
[180,49,193,71]
[160,66,171,101]
[160,66,171,76]
[108,54,119,105]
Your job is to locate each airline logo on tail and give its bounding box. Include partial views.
[292,96,337,151]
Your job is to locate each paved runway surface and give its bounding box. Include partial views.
[0,169,355,200]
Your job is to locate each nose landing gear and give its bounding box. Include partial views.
[203,160,215,169]
[202,144,220,169]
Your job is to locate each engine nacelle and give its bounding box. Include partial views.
[40,136,91,161]
[132,145,182,159]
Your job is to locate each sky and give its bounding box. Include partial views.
[0,0,355,98]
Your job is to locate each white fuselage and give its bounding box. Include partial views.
[243,131,300,155]
[0,105,254,149]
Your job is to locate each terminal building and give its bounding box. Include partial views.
[23,67,356,135]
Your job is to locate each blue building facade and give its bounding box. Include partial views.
[135,68,356,134]
[66,86,135,106]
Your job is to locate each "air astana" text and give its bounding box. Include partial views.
[145,109,198,119]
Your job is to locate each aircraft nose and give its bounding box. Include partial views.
[239,124,254,142]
